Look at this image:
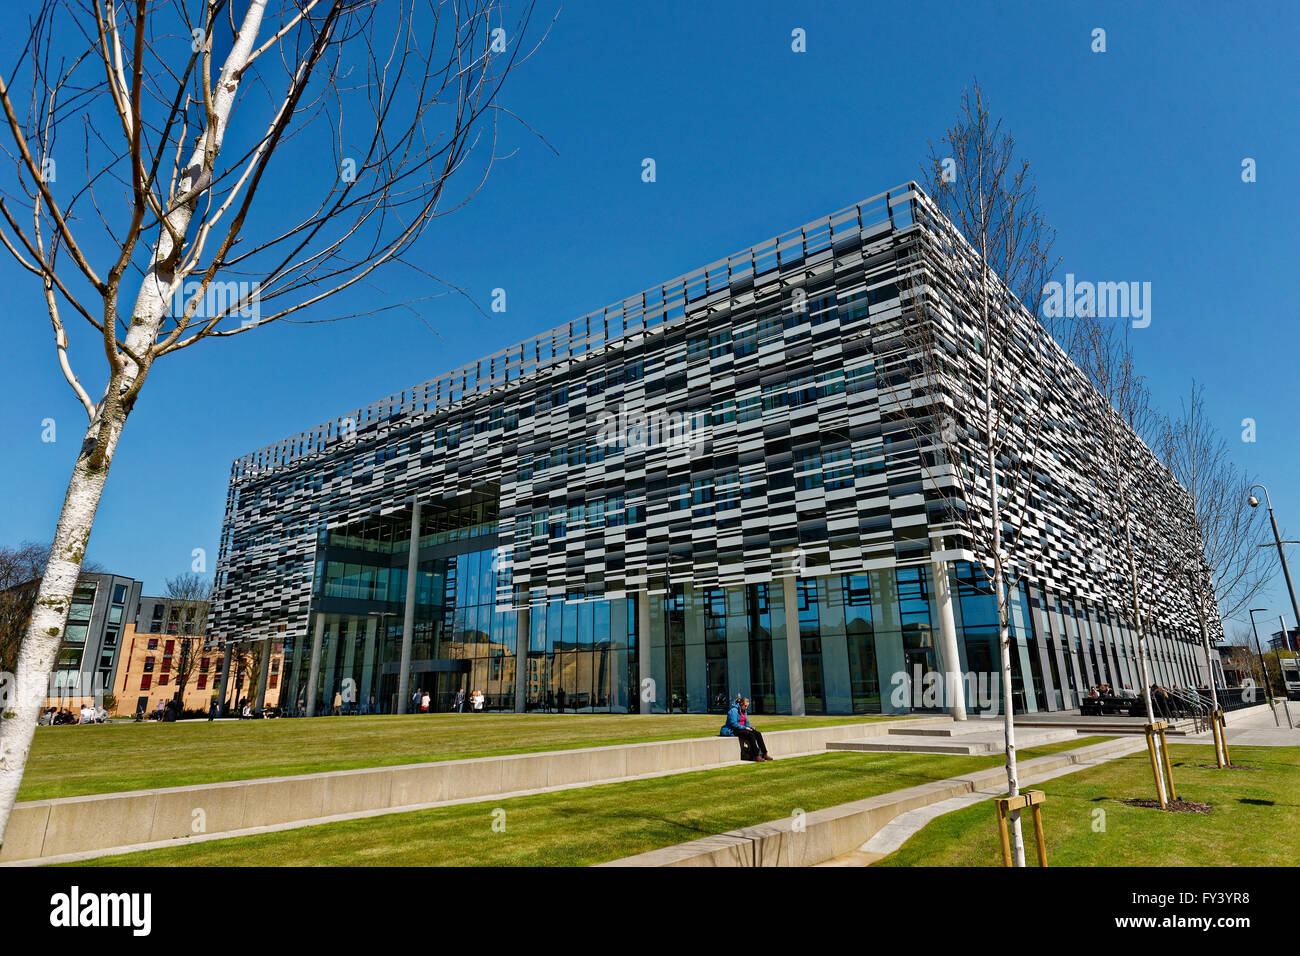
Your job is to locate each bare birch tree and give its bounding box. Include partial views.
[0,0,539,849]
[1074,315,1179,799]
[1162,383,1277,762]
[902,80,1061,866]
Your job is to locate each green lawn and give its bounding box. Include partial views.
[875,744,1300,867]
[22,712,899,801]
[77,738,1104,867]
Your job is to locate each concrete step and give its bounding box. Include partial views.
[891,719,1016,738]
[1015,717,1196,736]
[829,726,1080,756]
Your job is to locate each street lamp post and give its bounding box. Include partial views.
[1280,615,1296,729]
[1248,608,1290,728]
[1248,484,1300,645]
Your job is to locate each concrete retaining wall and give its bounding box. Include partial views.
[600,736,1144,867]
[2,716,938,864]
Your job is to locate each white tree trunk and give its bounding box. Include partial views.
[987,446,1025,866]
[0,409,122,848]
[994,563,1026,866]
[0,0,269,852]
[1128,539,1168,805]
[1193,595,1226,765]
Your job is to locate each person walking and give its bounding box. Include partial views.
[471,689,484,712]
[454,686,466,713]
[332,689,343,716]
[411,686,422,715]
[421,690,431,713]
[720,695,771,761]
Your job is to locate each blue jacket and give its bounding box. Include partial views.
[719,705,750,736]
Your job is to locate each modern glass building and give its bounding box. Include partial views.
[213,183,1220,718]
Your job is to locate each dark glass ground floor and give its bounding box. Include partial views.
[281,537,1214,718]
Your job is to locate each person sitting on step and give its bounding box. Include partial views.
[720,695,771,761]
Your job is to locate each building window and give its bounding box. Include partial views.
[140,674,152,690]
[797,579,825,714]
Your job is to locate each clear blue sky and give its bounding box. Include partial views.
[1,0,1296,636]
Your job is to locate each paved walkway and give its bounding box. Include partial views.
[819,704,1300,867]
[815,737,1148,866]
[1185,701,1300,747]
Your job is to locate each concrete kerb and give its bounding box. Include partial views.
[600,736,1147,867]
[2,716,942,865]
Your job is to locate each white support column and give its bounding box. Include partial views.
[783,575,805,717]
[305,613,325,717]
[360,616,378,714]
[217,642,234,715]
[398,499,422,714]
[254,631,272,713]
[930,550,967,720]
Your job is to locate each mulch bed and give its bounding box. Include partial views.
[1195,763,1259,771]
[1121,797,1213,814]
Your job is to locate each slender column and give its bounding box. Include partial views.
[254,633,271,712]
[305,613,325,717]
[514,606,529,713]
[359,616,378,712]
[397,499,422,714]
[783,575,805,716]
[929,551,967,720]
[217,642,233,716]
[637,590,651,714]
[340,617,358,708]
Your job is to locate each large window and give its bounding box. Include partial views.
[703,589,728,713]
[896,566,938,711]
[843,573,879,713]
[746,585,775,714]
[797,579,825,715]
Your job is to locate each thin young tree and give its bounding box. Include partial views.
[1162,383,1277,763]
[902,80,1062,866]
[163,572,213,707]
[0,0,539,850]
[1074,315,1180,802]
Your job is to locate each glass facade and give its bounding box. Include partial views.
[231,184,1218,719]
[281,526,1215,718]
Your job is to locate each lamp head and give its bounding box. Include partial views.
[1248,494,1260,508]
